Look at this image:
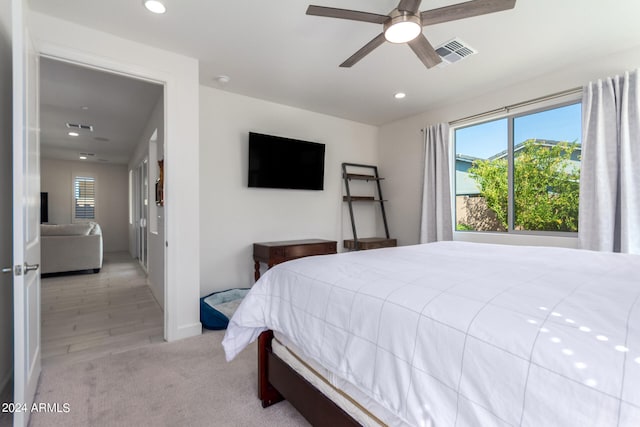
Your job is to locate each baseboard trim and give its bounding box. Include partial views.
[167,322,202,342]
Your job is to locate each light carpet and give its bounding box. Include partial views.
[29,330,310,426]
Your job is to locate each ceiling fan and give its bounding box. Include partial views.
[306,0,516,69]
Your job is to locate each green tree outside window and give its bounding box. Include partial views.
[468,139,580,232]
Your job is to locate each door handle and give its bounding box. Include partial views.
[24,263,39,274]
[2,267,11,274]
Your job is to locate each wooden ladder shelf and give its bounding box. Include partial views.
[342,163,397,251]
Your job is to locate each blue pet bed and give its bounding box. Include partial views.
[200,288,250,330]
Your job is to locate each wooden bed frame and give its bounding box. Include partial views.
[258,330,361,426]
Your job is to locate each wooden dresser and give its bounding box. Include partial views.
[253,239,337,281]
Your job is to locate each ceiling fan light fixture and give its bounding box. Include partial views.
[384,12,421,44]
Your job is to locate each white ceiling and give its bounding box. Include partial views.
[39,57,162,165]
[31,0,640,143]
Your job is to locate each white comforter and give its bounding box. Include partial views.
[223,241,640,427]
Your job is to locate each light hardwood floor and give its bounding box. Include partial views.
[41,252,164,366]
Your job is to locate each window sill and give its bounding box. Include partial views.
[453,231,578,249]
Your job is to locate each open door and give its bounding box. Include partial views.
[12,0,41,425]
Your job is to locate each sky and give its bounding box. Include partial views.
[455,102,582,159]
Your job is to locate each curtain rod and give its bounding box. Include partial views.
[448,86,582,127]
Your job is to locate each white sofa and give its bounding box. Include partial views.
[41,222,103,275]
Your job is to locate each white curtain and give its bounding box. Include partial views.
[578,69,640,254]
[420,123,453,243]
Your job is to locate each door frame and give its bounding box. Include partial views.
[35,46,171,341]
[31,15,203,342]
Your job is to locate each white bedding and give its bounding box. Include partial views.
[223,241,640,426]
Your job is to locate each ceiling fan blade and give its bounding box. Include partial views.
[340,33,387,68]
[306,5,389,24]
[407,34,442,69]
[397,0,422,14]
[421,0,516,26]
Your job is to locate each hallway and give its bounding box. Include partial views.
[41,252,163,366]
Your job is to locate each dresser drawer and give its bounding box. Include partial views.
[253,239,338,281]
[283,242,337,259]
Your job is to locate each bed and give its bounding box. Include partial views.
[222,241,640,426]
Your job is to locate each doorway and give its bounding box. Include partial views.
[38,57,166,364]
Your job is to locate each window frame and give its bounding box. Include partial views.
[72,175,97,223]
[452,99,582,237]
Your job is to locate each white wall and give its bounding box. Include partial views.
[29,12,201,341]
[199,87,379,294]
[0,0,13,400]
[40,158,129,252]
[129,93,165,309]
[379,44,640,248]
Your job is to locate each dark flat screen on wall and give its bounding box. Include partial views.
[248,132,325,190]
[40,192,48,223]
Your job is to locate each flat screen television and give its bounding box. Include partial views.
[248,132,325,190]
[40,192,48,223]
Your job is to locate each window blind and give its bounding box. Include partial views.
[74,176,95,220]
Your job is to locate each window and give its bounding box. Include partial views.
[454,102,581,234]
[74,176,96,221]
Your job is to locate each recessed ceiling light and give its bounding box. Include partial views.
[81,106,89,110]
[144,0,166,14]
[68,131,79,137]
[214,75,230,84]
[79,156,87,160]
[394,92,406,99]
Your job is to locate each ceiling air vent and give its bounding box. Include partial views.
[66,122,94,132]
[79,152,96,157]
[435,38,477,67]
